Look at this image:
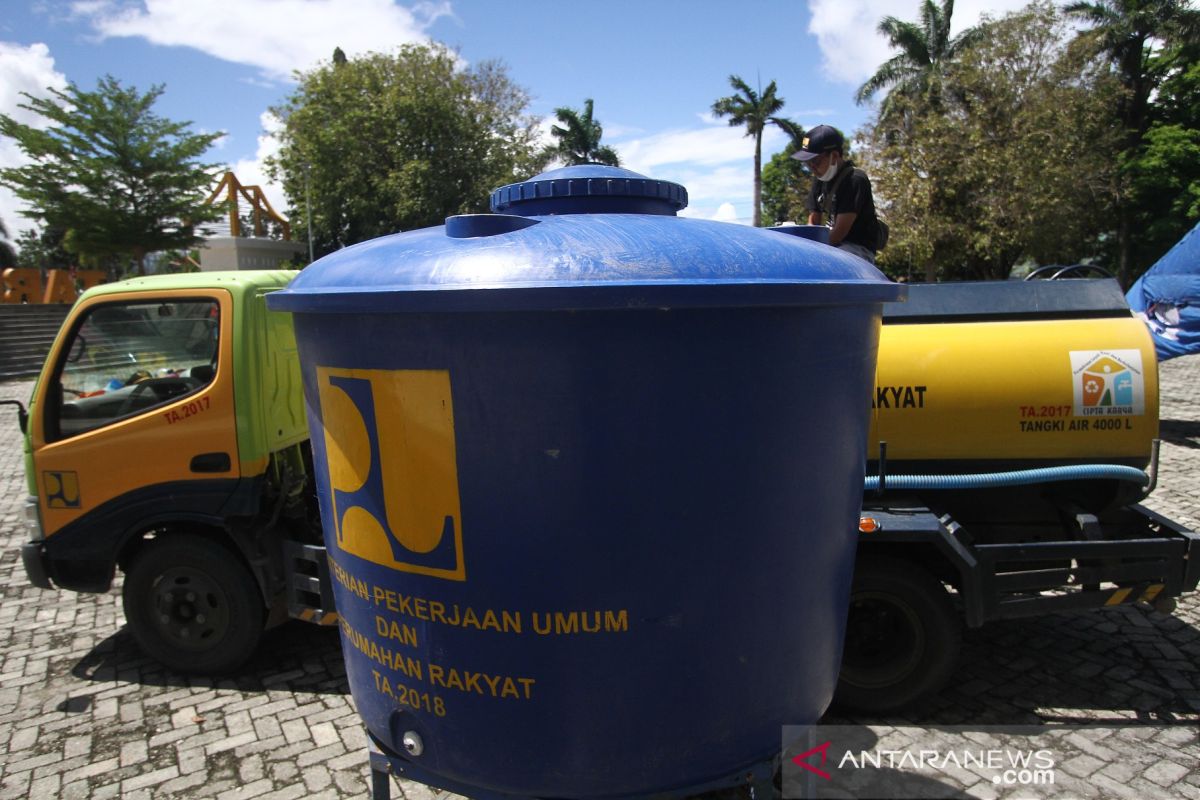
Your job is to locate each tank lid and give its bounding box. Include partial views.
[490,165,688,217]
[268,166,906,315]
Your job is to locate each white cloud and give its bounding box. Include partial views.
[72,0,450,81]
[618,124,788,172]
[601,121,643,139]
[806,0,1034,87]
[613,122,788,225]
[707,202,742,224]
[535,114,558,152]
[229,111,288,219]
[0,41,69,244]
[531,113,774,225]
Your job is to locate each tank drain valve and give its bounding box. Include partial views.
[402,731,424,757]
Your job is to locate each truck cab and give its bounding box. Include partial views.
[19,271,332,673]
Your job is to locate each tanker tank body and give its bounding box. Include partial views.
[867,278,1158,542]
[837,277,1200,714]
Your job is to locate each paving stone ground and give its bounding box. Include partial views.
[1,357,1197,799]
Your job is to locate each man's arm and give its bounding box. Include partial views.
[807,211,822,225]
[829,212,857,246]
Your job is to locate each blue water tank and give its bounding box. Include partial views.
[268,165,904,798]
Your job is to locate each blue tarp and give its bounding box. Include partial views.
[1127,221,1200,361]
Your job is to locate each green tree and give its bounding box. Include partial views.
[759,118,809,225]
[1064,0,1200,286]
[856,0,983,121]
[712,76,785,227]
[0,76,223,275]
[860,1,1120,281]
[268,44,542,256]
[544,99,619,166]
[15,226,72,270]
[1124,45,1200,272]
[760,149,805,225]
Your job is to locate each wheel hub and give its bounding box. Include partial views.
[152,570,229,648]
[841,592,924,688]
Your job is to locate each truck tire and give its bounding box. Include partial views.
[122,534,265,674]
[833,557,961,714]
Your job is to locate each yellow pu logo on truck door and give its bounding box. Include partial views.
[317,367,465,581]
[43,471,81,509]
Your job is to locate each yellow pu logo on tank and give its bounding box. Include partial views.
[317,367,465,581]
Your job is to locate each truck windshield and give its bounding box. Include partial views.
[51,299,220,439]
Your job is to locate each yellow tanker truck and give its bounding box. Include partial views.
[4,273,1197,712]
[842,278,1199,711]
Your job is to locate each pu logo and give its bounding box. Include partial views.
[1070,350,1145,416]
[43,471,81,509]
[317,367,465,580]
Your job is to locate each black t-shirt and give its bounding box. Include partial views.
[805,163,878,251]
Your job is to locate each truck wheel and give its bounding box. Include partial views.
[122,534,265,674]
[833,557,961,714]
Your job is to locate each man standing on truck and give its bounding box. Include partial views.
[793,124,884,264]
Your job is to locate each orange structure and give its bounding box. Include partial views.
[204,171,292,240]
[2,268,42,303]
[41,270,74,304]
[75,269,107,294]
[2,268,107,304]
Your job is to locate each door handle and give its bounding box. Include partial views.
[190,452,231,473]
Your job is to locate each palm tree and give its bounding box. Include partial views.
[855,0,982,119]
[1066,0,1199,140]
[770,117,807,151]
[711,76,785,227]
[545,98,619,167]
[1065,0,1200,287]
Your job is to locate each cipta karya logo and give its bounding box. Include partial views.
[1070,350,1144,417]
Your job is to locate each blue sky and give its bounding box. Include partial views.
[1,0,1029,244]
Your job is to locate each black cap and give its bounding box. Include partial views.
[791,125,844,162]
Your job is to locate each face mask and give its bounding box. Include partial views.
[819,159,838,182]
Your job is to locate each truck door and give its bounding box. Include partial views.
[30,290,241,542]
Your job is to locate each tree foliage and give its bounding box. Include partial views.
[1065,0,1200,142]
[14,225,71,270]
[859,2,1121,281]
[712,76,785,227]
[1124,45,1200,271]
[0,76,223,275]
[856,0,983,121]
[544,99,619,166]
[760,149,804,226]
[268,44,543,257]
[1065,0,1200,285]
[760,118,812,225]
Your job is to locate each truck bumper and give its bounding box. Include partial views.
[21,542,53,589]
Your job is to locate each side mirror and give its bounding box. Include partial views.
[0,399,28,435]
